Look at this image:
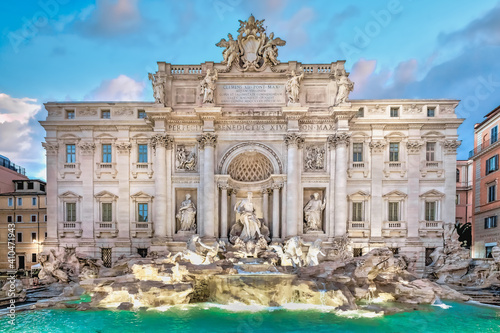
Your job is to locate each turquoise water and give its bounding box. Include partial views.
[1,302,499,333]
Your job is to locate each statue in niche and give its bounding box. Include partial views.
[148,73,165,105]
[305,146,325,171]
[259,32,286,66]
[229,192,271,244]
[335,71,354,105]
[176,194,196,232]
[216,33,240,69]
[286,69,304,105]
[303,193,326,232]
[235,191,262,241]
[199,69,218,104]
[176,146,197,171]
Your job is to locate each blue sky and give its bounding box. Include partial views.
[1,0,500,179]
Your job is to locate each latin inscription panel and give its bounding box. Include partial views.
[216,84,285,105]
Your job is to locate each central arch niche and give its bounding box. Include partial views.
[227,151,273,182]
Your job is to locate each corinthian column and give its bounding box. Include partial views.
[262,188,270,225]
[200,133,217,239]
[219,184,229,241]
[284,133,304,237]
[330,132,350,237]
[272,182,282,240]
[407,140,424,239]
[151,134,170,238]
[42,142,59,242]
[443,140,461,243]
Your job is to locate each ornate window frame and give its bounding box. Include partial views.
[58,191,82,238]
[130,191,154,237]
[131,134,153,178]
[94,134,117,179]
[347,191,370,237]
[94,190,118,237]
[58,134,81,179]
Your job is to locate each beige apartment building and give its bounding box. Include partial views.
[0,179,47,271]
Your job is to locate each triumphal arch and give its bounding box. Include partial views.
[41,16,462,273]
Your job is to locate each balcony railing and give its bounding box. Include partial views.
[347,221,370,237]
[58,221,82,238]
[60,163,81,179]
[95,162,117,179]
[347,161,369,177]
[420,160,443,177]
[95,221,118,238]
[469,138,499,158]
[383,161,406,177]
[131,221,153,237]
[132,162,153,179]
[382,221,407,237]
[419,220,444,237]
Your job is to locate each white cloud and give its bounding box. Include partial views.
[0,93,44,173]
[0,93,41,124]
[84,74,145,101]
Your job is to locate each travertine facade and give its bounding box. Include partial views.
[40,16,463,273]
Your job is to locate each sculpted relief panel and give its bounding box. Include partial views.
[304,145,326,171]
[175,145,197,172]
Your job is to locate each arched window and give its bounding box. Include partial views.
[456,169,460,183]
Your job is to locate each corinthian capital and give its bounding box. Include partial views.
[116,142,132,154]
[406,140,424,154]
[327,132,351,148]
[150,134,173,150]
[444,139,461,154]
[369,140,387,153]
[284,133,304,148]
[78,142,96,155]
[198,133,217,149]
[42,142,59,155]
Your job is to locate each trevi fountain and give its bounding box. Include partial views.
[2,15,499,333]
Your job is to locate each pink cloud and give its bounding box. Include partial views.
[84,75,145,101]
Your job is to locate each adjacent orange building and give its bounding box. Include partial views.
[0,155,28,193]
[470,105,500,258]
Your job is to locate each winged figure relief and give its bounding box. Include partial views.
[216,33,239,67]
[259,32,286,66]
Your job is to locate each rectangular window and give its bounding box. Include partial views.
[390,107,399,117]
[66,203,76,222]
[17,232,22,243]
[488,184,496,203]
[427,108,435,117]
[8,198,13,207]
[491,126,498,144]
[16,215,22,223]
[44,215,47,222]
[31,232,36,242]
[357,107,364,117]
[17,182,23,190]
[389,143,399,161]
[138,144,148,163]
[102,144,112,163]
[138,203,148,222]
[44,232,47,238]
[40,184,45,192]
[102,203,112,222]
[32,197,37,206]
[456,195,460,205]
[426,142,436,161]
[32,253,37,263]
[31,215,37,222]
[352,202,363,221]
[101,110,111,119]
[353,248,363,257]
[66,144,76,163]
[425,202,436,221]
[7,216,12,223]
[352,143,363,162]
[388,202,399,221]
[17,198,22,206]
[486,155,499,174]
[102,248,112,268]
[138,110,147,119]
[484,216,498,229]
[27,182,34,190]
[66,110,75,119]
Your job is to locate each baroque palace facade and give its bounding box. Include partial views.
[40,16,462,273]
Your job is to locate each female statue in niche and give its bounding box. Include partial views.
[285,68,304,105]
[177,194,197,232]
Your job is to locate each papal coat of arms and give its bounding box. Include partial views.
[216,15,286,71]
